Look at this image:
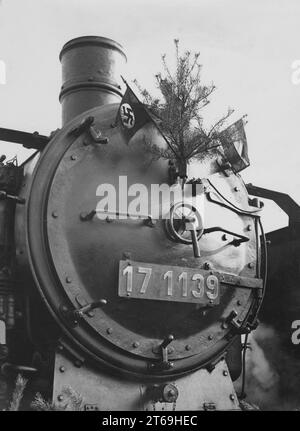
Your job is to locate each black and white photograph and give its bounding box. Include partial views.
[0,0,299,413]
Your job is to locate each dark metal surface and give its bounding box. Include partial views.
[24,100,262,378]
[0,127,49,150]
[59,36,126,125]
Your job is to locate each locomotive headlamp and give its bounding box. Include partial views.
[219,118,250,173]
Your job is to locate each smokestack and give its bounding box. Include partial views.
[59,36,127,125]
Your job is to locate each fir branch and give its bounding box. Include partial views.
[134,39,237,165]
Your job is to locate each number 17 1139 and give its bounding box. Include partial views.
[121,264,219,303]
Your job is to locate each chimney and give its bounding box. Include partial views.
[59,36,127,125]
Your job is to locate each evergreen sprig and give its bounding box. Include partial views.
[134,39,234,168]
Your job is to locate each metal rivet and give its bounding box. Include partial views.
[57,344,63,352]
[169,362,174,368]
[247,225,252,231]
[222,322,228,329]
[70,154,76,161]
[237,300,242,306]
[223,370,228,376]
[59,366,65,373]
[248,263,255,269]
[52,211,58,218]
[204,262,210,270]
[234,187,240,192]
[185,344,192,351]
[107,328,113,334]
[57,395,63,402]
[66,277,72,283]
[230,394,235,401]
[222,234,227,241]
[132,341,139,348]
[74,360,82,368]
[208,335,213,340]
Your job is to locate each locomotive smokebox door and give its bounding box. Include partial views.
[11,36,265,410]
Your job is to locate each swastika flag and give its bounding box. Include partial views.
[116,78,166,143]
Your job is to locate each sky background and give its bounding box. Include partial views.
[0,0,299,231]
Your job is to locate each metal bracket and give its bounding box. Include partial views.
[203,226,249,246]
[89,124,109,144]
[68,116,95,137]
[68,115,109,144]
[223,310,260,335]
[150,335,174,371]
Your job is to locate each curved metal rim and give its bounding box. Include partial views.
[25,104,257,379]
[59,36,127,61]
[59,81,123,101]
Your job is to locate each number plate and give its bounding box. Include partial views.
[118,260,220,305]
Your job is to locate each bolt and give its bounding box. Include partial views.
[106,328,113,334]
[52,211,58,218]
[248,262,255,269]
[168,362,174,368]
[168,389,176,397]
[204,262,211,270]
[237,300,242,306]
[132,341,140,348]
[208,335,213,340]
[57,395,63,402]
[223,370,228,376]
[70,154,77,161]
[229,394,235,401]
[222,322,228,329]
[66,276,72,283]
[247,224,252,231]
[234,187,240,192]
[185,344,192,351]
[59,366,65,373]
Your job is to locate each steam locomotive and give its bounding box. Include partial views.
[0,36,269,410]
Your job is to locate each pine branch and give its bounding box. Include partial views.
[134,39,238,164]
